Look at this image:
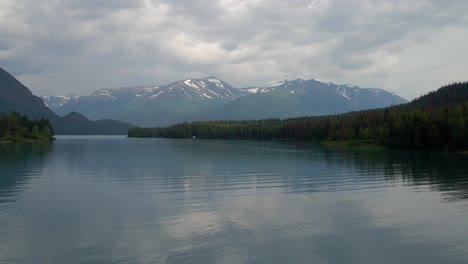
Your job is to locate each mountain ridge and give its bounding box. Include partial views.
[189,78,407,122]
[0,67,134,135]
[43,77,407,127]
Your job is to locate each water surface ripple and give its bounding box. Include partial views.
[1,136,468,263]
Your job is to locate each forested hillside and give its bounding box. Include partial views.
[129,82,468,150]
[0,112,54,142]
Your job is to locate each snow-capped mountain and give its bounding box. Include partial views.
[43,77,407,126]
[243,79,406,107]
[41,95,80,109]
[45,77,246,111]
[90,86,159,105]
[153,77,248,101]
[44,77,248,126]
[94,76,247,104]
[200,78,407,121]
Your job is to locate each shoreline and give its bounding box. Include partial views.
[1,137,52,144]
[128,136,468,152]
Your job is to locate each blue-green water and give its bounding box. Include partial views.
[1,136,468,263]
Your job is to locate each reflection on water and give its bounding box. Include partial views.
[345,149,468,202]
[0,143,52,210]
[0,136,468,264]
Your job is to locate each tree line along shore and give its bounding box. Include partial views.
[128,82,468,151]
[0,112,54,143]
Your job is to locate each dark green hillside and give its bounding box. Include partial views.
[0,112,53,142]
[398,82,468,110]
[129,82,468,150]
[53,112,134,135]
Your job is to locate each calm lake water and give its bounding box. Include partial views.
[1,136,468,264]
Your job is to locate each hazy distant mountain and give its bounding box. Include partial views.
[42,95,79,110]
[200,79,407,121]
[52,112,135,135]
[44,86,155,123]
[44,77,407,127]
[44,77,248,126]
[0,67,133,135]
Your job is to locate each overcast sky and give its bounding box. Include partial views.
[1,0,467,99]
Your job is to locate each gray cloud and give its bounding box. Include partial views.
[0,0,467,99]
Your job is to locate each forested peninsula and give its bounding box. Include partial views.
[128,82,468,151]
[0,112,54,143]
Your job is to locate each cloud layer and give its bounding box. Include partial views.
[1,0,467,99]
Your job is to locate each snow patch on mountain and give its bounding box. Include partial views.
[199,81,207,88]
[205,78,225,89]
[149,91,163,99]
[336,86,352,100]
[42,95,70,100]
[366,88,383,96]
[41,95,80,109]
[184,79,200,90]
[247,88,259,93]
[202,93,213,99]
[92,89,117,99]
[266,81,285,87]
[206,78,221,84]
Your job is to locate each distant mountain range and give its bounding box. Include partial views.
[198,79,407,121]
[43,77,407,127]
[0,67,133,135]
[43,77,248,127]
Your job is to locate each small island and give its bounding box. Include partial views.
[129,82,468,151]
[0,112,54,143]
